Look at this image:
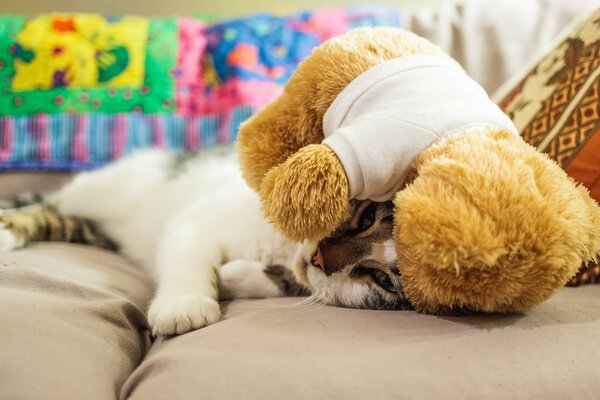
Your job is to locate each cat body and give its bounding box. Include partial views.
[1,148,299,335]
[57,148,295,272]
[0,148,410,336]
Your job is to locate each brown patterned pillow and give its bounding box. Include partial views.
[497,7,600,286]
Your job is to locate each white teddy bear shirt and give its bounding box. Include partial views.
[322,54,519,202]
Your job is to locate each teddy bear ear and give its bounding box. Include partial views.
[237,100,302,193]
[260,144,351,242]
[392,129,600,315]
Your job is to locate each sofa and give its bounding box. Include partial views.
[1,1,599,399]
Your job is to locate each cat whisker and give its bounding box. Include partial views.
[287,294,326,313]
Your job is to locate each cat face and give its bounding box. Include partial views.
[293,201,412,310]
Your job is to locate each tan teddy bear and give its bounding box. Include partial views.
[237,27,600,314]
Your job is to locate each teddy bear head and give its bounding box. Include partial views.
[238,27,454,239]
[237,27,600,314]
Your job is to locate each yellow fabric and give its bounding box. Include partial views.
[12,14,147,91]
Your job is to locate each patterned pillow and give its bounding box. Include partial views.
[0,6,399,170]
[497,7,600,285]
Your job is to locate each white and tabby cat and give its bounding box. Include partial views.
[0,147,411,336]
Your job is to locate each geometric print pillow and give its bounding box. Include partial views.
[497,6,600,285]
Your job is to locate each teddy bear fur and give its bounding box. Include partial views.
[237,27,600,314]
[395,128,600,313]
[238,28,455,241]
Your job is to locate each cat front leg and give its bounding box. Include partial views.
[219,260,309,300]
[148,224,222,336]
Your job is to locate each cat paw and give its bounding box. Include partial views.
[147,294,221,336]
[219,259,282,299]
[0,223,19,252]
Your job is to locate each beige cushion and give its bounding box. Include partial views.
[0,201,598,400]
[122,287,600,400]
[0,244,153,399]
[0,172,72,198]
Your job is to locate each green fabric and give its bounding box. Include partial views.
[0,16,25,114]
[0,15,177,115]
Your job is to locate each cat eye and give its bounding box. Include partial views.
[371,270,397,293]
[381,215,394,223]
[358,203,378,232]
[351,266,397,294]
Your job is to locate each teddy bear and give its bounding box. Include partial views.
[237,27,600,314]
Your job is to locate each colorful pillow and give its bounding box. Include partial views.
[497,7,600,286]
[0,6,400,170]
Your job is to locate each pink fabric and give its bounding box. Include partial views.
[0,118,13,161]
[72,115,90,161]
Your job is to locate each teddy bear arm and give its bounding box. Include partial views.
[237,92,326,192]
[393,130,600,314]
[260,144,351,242]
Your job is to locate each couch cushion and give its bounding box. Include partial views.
[122,287,600,400]
[0,243,153,400]
[497,6,600,199]
[0,172,72,198]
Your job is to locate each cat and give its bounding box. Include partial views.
[0,147,411,336]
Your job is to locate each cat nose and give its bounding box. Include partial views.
[311,248,325,271]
